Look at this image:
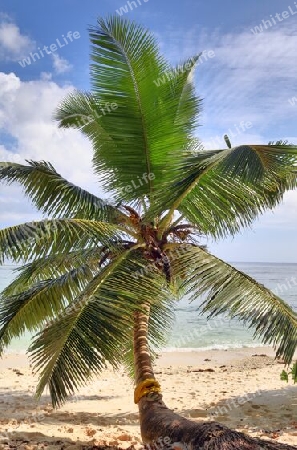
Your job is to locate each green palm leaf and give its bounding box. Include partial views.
[2,248,103,297]
[30,283,135,406]
[0,264,95,354]
[168,243,297,364]
[0,218,125,263]
[29,250,171,406]
[55,17,202,201]
[0,161,120,221]
[157,144,297,236]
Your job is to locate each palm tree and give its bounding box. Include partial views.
[1,16,297,450]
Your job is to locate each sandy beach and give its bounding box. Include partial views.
[0,347,296,449]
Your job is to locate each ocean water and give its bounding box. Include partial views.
[0,262,296,353]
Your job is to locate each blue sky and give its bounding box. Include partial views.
[0,0,296,262]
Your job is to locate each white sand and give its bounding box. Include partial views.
[0,347,296,449]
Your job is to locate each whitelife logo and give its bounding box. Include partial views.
[250,2,297,34]
[18,31,80,68]
[288,96,297,107]
[116,0,149,16]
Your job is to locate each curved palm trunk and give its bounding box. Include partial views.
[133,307,296,450]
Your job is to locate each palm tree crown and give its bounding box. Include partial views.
[0,16,297,407]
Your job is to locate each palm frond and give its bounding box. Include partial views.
[0,241,143,363]
[0,161,120,222]
[30,276,135,406]
[168,243,297,364]
[55,17,202,201]
[157,144,297,236]
[0,264,95,354]
[146,56,202,193]
[2,248,103,297]
[0,218,125,264]
[169,55,201,130]
[29,249,173,406]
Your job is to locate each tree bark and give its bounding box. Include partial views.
[133,307,296,450]
[133,306,156,385]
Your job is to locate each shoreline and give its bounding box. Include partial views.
[156,345,277,366]
[0,347,296,448]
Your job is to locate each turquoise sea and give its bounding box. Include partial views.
[0,262,296,353]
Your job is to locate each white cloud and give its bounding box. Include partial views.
[156,23,297,147]
[51,53,73,74]
[40,72,53,81]
[0,71,100,226]
[197,26,297,127]
[0,20,35,61]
